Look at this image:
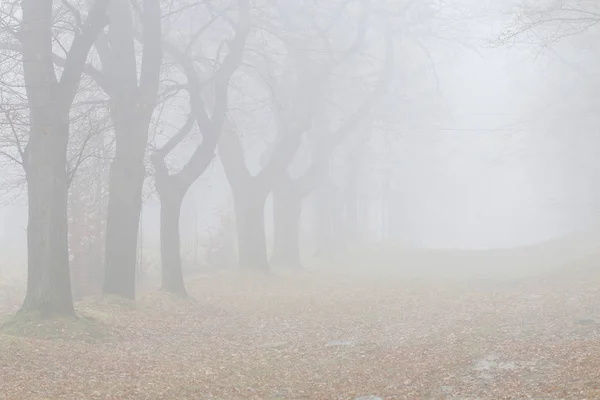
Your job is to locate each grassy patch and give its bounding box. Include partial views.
[0,311,108,343]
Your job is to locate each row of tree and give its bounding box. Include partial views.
[0,0,590,317]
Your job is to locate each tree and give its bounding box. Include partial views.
[16,0,109,316]
[270,0,451,266]
[219,0,372,271]
[271,41,393,266]
[151,1,250,295]
[100,0,162,299]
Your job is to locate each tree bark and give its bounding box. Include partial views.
[271,185,302,268]
[101,0,162,299]
[103,143,145,299]
[344,172,360,245]
[233,189,270,272]
[158,189,187,296]
[22,125,74,316]
[18,0,109,316]
[218,122,276,272]
[314,177,334,259]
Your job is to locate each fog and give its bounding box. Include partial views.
[2,0,600,399]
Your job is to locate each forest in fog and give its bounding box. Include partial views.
[2,1,600,399]
[0,0,464,312]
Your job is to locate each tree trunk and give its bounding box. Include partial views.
[158,189,187,296]
[18,0,110,316]
[101,0,161,300]
[344,174,360,245]
[330,185,345,253]
[233,189,269,272]
[103,146,145,299]
[271,187,302,268]
[314,179,334,259]
[21,125,74,317]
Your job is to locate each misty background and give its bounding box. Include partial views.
[2,2,597,267]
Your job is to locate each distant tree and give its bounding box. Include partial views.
[152,0,250,296]
[271,34,394,266]
[219,0,373,271]
[271,0,456,266]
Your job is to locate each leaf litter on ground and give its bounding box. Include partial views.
[1,267,600,399]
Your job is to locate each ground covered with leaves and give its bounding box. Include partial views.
[2,265,600,400]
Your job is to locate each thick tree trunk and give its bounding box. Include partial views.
[103,147,145,299]
[271,188,302,268]
[101,0,161,300]
[344,175,360,245]
[330,185,345,253]
[18,0,110,316]
[314,180,334,259]
[233,190,269,272]
[21,125,74,317]
[314,178,346,259]
[158,190,187,296]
